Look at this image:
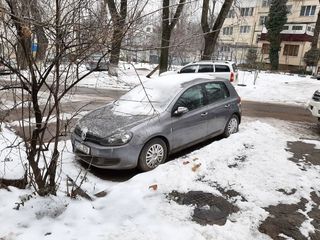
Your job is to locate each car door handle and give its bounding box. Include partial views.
[201,112,208,116]
[224,104,230,108]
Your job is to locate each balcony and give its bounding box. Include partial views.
[260,23,315,42]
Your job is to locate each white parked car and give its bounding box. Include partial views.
[307,90,320,121]
[164,61,239,85]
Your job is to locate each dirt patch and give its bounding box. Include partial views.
[286,141,320,166]
[259,198,308,240]
[277,188,297,196]
[168,191,239,226]
[196,177,247,202]
[308,191,320,240]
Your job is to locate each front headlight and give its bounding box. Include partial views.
[100,131,133,146]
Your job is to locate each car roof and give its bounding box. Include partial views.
[185,61,235,66]
[151,73,229,89]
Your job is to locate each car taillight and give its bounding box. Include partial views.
[230,72,234,82]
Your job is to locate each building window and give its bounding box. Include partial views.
[292,25,303,31]
[240,25,251,33]
[287,5,292,14]
[227,9,235,18]
[221,46,231,52]
[282,25,289,30]
[223,27,233,35]
[256,34,261,44]
[300,5,316,16]
[283,45,299,56]
[261,43,270,54]
[259,16,268,26]
[240,7,254,17]
[262,0,271,7]
[307,26,314,32]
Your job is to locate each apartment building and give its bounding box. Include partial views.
[219,0,320,72]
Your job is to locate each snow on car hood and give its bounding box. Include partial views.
[77,104,150,138]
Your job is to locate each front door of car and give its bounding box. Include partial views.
[170,85,208,150]
[204,82,232,135]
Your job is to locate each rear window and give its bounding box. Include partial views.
[215,65,230,72]
[198,64,214,73]
[204,82,230,104]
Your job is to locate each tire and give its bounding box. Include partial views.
[223,114,239,138]
[138,138,168,172]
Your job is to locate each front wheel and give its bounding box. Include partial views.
[138,138,168,172]
[223,114,239,138]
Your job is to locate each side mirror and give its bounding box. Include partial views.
[177,70,181,74]
[173,106,189,116]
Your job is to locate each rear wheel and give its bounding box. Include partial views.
[138,138,168,171]
[223,114,239,138]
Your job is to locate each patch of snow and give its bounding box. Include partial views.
[0,126,26,179]
[236,71,320,106]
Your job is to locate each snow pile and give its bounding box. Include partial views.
[0,126,26,179]
[0,120,319,239]
[236,71,320,105]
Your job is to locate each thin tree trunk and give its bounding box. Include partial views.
[109,27,124,76]
[159,0,186,74]
[159,0,170,74]
[106,0,127,76]
[311,0,320,49]
[201,0,234,60]
[30,0,48,61]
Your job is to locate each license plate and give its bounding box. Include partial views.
[75,141,90,155]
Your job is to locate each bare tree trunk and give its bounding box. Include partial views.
[201,0,234,60]
[106,0,127,76]
[311,0,320,49]
[30,0,48,62]
[159,0,186,74]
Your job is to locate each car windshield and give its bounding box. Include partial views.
[113,80,182,116]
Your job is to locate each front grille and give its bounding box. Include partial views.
[312,91,320,102]
[74,126,103,145]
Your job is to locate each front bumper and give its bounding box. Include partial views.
[71,133,143,169]
[307,99,320,118]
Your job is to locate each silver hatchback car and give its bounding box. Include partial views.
[71,74,241,171]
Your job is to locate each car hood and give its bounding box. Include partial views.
[76,104,150,138]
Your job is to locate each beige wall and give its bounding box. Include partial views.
[219,0,320,68]
[258,41,311,66]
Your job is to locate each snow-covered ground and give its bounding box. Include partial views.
[1,119,319,240]
[235,71,320,106]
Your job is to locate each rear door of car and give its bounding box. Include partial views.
[170,84,208,150]
[213,64,231,81]
[197,64,214,74]
[179,64,198,73]
[203,81,233,135]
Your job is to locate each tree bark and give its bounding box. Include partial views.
[311,0,320,49]
[159,0,186,74]
[106,0,127,76]
[201,0,234,60]
[30,0,48,62]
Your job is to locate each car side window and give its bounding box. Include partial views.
[174,85,204,111]
[204,82,230,104]
[198,64,214,73]
[215,65,230,72]
[180,65,197,73]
